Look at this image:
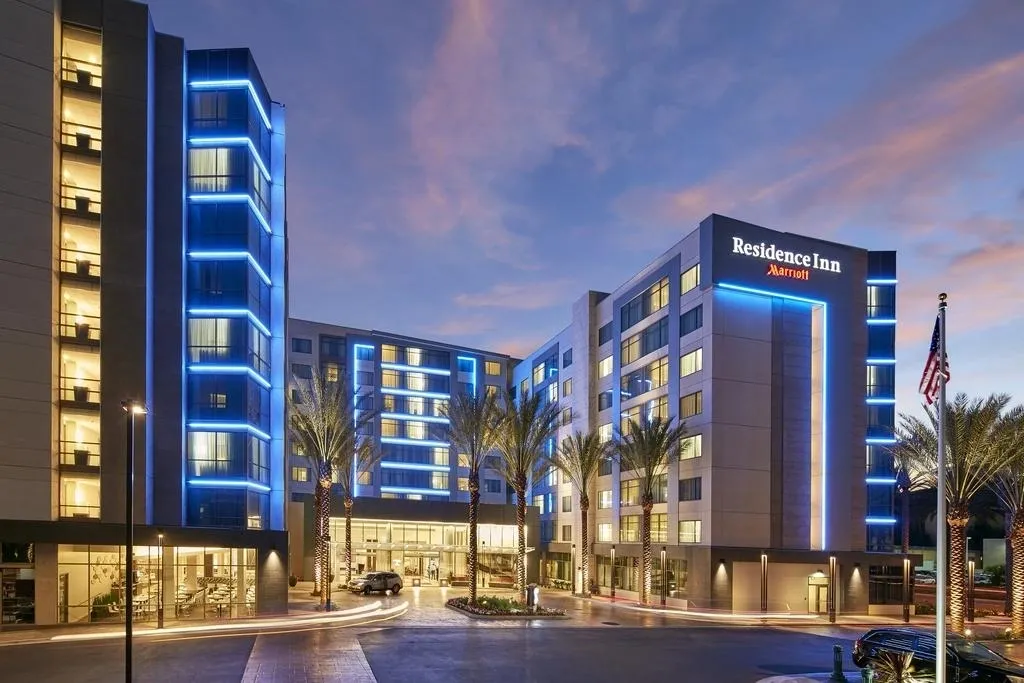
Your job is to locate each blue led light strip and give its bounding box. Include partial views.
[718,282,829,549]
[381,437,450,449]
[866,477,897,485]
[379,486,451,497]
[187,421,272,441]
[189,79,272,131]
[865,516,898,525]
[188,136,271,181]
[866,397,897,405]
[353,343,375,497]
[866,319,897,326]
[380,362,450,376]
[380,387,450,400]
[457,355,478,397]
[379,462,450,472]
[187,478,271,493]
[187,307,271,338]
[380,412,449,424]
[865,358,897,365]
[866,279,898,285]
[866,437,898,445]
[188,251,271,286]
[187,364,271,389]
[188,194,271,235]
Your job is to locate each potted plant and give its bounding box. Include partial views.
[75,195,90,213]
[73,385,89,402]
[76,131,91,150]
[77,69,91,86]
[76,258,92,276]
[74,449,90,467]
[75,321,91,340]
[288,575,298,588]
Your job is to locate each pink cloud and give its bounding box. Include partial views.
[454,279,577,311]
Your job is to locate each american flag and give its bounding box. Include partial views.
[918,316,950,405]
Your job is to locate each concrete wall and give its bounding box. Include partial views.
[257,547,288,615]
[0,0,58,521]
[732,560,828,613]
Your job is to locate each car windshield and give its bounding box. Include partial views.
[951,640,1005,664]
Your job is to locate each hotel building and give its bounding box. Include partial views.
[0,0,288,626]
[285,319,538,588]
[517,214,908,614]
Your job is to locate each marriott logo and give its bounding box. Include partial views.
[731,237,842,274]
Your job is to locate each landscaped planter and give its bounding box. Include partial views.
[446,596,567,619]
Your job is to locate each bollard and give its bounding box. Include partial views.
[860,667,874,683]
[829,644,847,682]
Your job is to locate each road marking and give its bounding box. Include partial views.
[241,631,379,682]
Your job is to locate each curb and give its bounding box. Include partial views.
[755,674,860,683]
[445,605,570,620]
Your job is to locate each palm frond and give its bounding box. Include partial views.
[547,431,609,503]
[614,416,689,504]
[989,404,1024,515]
[493,388,560,492]
[442,391,501,477]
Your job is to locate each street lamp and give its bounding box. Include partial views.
[121,399,146,683]
[610,545,616,601]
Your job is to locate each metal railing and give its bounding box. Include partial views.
[59,503,101,520]
[60,248,101,279]
[59,312,101,343]
[59,375,101,404]
[61,57,103,88]
[60,121,102,153]
[59,441,101,468]
[60,185,102,216]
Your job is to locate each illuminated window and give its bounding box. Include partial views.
[680,434,702,460]
[621,334,639,365]
[432,447,449,466]
[598,523,612,542]
[382,344,398,363]
[598,423,612,443]
[187,318,230,362]
[680,391,703,418]
[382,369,399,388]
[381,419,398,437]
[533,363,545,385]
[188,147,243,193]
[680,264,700,295]
[598,356,613,378]
[407,347,423,366]
[292,442,306,457]
[562,378,573,397]
[458,477,469,491]
[432,398,448,416]
[485,384,499,398]
[562,495,572,512]
[485,361,501,376]
[620,479,639,506]
[430,472,448,490]
[653,474,668,503]
[679,520,702,543]
[560,407,572,426]
[323,362,340,383]
[547,383,558,403]
[407,396,425,415]
[649,277,669,312]
[533,494,544,513]
[357,471,372,486]
[406,421,426,440]
[519,378,529,397]
[620,515,640,542]
[679,476,701,501]
[406,372,427,391]
[561,525,572,542]
[598,490,612,509]
[291,466,308,482]
[650,514,667,543]
[383,394,396,411]
[458,453,470,468]
[680,348,703,377]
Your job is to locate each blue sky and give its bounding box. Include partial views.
[149,0,1024,417]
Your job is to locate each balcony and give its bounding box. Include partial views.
[60,120,102,155]
[59,311,100,345]
[61,56,102,90]
[59,440,100,469]
[60,184,101,218]
[59,472,100,520]
[59,375,100,406]
[60,247,101,280]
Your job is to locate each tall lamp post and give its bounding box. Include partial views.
[157,531,164,629]
[660,547,667,607]
[610,545,616,601]
[121,399,146,683]
[570,544,576,595]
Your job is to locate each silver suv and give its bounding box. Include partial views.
[347,571,402,596]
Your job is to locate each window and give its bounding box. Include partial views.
[679,476,702,501]
[621,277,670,331]
[547,383,558,403]
[562,378,573,397]
[407,347,423,366]
[322,336,345,357]
[291,363,312,380]
[598,523,612,542]
[562,348,573,368]
[430,472,449,490]
[381,369,399,388]
[621,355,668,399]
[681,304,704,337]
[323,362,340,383]
[458,453,471,468]
[533,494,544,513]
[598,322,613,345]
[599,456,613,476]
[188,318,231,363]
[560,407,572,426]
[621,317,669,365]
[680,391,703,418]
[458,477,469,491]
[650,513,668,543]
[485,360,501,376]
[620,479,639,507]
[561,525,572,542]
[357,471,373,486]
[598,489,612,509]
[598,423,613,444]
[188,147,245,193]
[653,474,668,504]
[381,418,399,437]
[519,378,529,397]
[867,284,896,318]
[680,348,703,378]
[381,344,398,362]
[533,363,545,385]
[484,479,502,493]
[620,515,640,542]
[866,365,895,398]
[291,337,312,354]
[562,495,572,512]
[547,466,558,486]
[621,396,668,433]
[680,264,700,295]
[679,520,702,543]
[598,356,613,378]
[407,372,427,391]
[291,466,308,482]
[598,390,613,411]
[680,434,702,460]
[485,384,500,398]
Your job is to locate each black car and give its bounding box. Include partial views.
[853,628,1024,682]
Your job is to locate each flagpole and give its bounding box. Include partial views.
[935,292,949,683]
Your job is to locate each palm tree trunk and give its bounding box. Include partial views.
[317,479,331,609]
[516,476,527,603]
[344,497,354,584]
[468,473,480,604]
[641,501,653,605]
[901,489,910,554]
[948,513,969,633]
[312,483,323,596]
[1011,510,1024,638]
[579,496,589,597]
[1006,510,1013,616]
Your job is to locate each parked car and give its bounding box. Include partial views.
[347,572,402,596]
[915,569,937,584]
[853,627,1024,681]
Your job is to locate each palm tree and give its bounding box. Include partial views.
[892,392,1017,633]
[288,370,378,606]
[493,389,559,601]
[988,405,1024,636]
[442,391,501,604]
[546,430,608,596]
[615,416,689,605]
[333,431,383,587]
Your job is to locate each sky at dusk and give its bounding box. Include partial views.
[147,0,1024,418]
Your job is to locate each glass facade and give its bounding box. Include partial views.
[594,554,686,599]
[1,543,35,624]
[56,544,255,624]
[330,518,522,588]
